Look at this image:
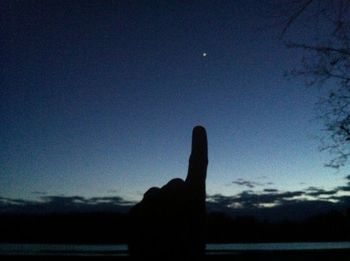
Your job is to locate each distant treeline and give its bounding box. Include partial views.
[1,209,350,244]
[207,210,350,243]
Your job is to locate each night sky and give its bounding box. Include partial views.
[1,0,349,204]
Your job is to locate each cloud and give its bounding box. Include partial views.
[337,185,350,191]
[232,178,262,188]
[107,189,119,194]
[263,189,278,193]
[0,195,136,214]
[335,180,350,192]
[232,178,274,189]
[31,191,47,196]
[2,180,350,222]
[305,187,338,197]
[207,190,305,210]
[206,176,350,221]
[238,190,305,207]
[206,188,350,222]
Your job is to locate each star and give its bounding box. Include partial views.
[202,52,207,57]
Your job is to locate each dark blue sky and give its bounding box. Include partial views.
[1,0,348,202]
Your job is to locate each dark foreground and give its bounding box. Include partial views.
[1,249,350,261]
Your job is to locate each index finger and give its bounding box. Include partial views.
[185,126,208,187]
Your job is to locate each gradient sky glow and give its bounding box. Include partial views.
[1,0,349,202]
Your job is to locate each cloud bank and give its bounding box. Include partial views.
[1,176,350,222]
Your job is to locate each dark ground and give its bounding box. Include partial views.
[2,210,350,244]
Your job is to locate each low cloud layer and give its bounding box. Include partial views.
[1,176,350,222]
[0,195,135,214]
[232,178,274,188]
[207,176,350,221]
[232,179,261,188]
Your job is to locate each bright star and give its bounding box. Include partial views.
[202,53,207,57]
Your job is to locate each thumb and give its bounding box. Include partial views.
[185,126,208,188]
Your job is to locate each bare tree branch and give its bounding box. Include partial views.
[281,0,314,36]
[286,43,350,56]
[277,0,350,168]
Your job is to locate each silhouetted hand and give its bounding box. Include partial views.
[128,126,208,258]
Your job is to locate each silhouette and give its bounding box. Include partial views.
[128,126,208,258]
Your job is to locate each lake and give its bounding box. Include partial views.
[1,242,350,256]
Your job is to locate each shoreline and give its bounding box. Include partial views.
[2,249,350,260]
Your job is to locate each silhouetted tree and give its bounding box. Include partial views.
[276,0,350,168]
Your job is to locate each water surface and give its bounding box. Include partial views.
[1,242,350,256]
